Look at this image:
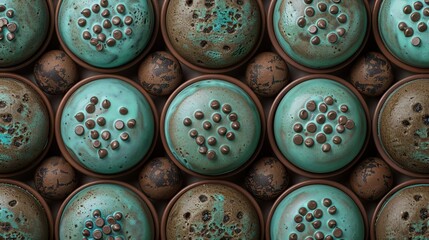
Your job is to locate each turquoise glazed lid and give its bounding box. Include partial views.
[375,0,429,72]
[56,0,157,72]
[0,0,53,70]
[268,0,369,72]
[269,75,369,177]
[56,181,158,240]
[161,75,265,178]
[56,75,157,178]
[267,180,367,240]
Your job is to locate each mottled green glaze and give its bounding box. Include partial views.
[270,184,365,239]
[274,79,367,173]
[0,0,50,67]
[164,80,261,176]
[166,0,261,69]
[59,183,155,239]
[273,0,367,69]
[57,0,154,68]
[60,78,155,175]
[378,0,429,68]
[0,77,50,174]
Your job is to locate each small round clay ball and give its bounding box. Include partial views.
[139,157,183,200]
[245,52,289,97]
[33,50,79,95]
[244,157,289,200]
[349,51,394,97]
[349,157,394,201]
[138,51,183,96]
[34,156,78,200]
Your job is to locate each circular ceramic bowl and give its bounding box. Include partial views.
[266,180,368,240]
[161,74,265,178]
[268,74,370,178]
[0,73,54,177]
[161,0,265,73]
[371,179,429,239]
[374,74,429,178]
[56,180,159,240]
[55,74,158,178]
[55,0,159,73]
[161,180,264,239]
[268,0,370,73]
[373,0,429,73]
[0,0,54,71]
[0,179,54,239]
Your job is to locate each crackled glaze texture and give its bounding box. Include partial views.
[57,0,154,68]
[270,184,365,239]
[0,77,50,174]
[272,0,367,69]
[59,78,155,175]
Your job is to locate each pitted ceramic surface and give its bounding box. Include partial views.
[378,0,429,68]
[164,80,261,176]
[58,0,154,68]
[274,79,367,173]
[272,0,367,69]
[270,184,365,239]
[60,78,155,175]
[0,0,50,67]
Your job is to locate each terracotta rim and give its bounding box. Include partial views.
[370,179,429,239]
[0,73,54,178]
[161,180,264,239]
[160,0,266,73]
[373,74,429,178]
[55,180,159,240]
[266,179,368,240]
[373,0,429,73]
[55,74,159,179]
[0,178,54,240]
[160,74,266,179]
[267,74,371,178]
[55,0,159,73]
[267,0,371,73]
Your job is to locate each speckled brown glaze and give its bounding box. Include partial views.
[138,157,183,200]
[34,50,79,95]
[244,157,289,200]
[349,157,394,201]
[349,51,394,97]
[245,52,289,97]
[138,51,183,96]
[34,156,78,200]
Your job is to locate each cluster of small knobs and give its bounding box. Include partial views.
[0,6,17,41]
[82,209,125,240]
[398,1,429,47]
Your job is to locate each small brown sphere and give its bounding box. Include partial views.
[139,157,183,200]
[33,50,79,95]
[34,156,78,200]
[349,51,394,97]
[138,51,183,96]
[244,157,289,200]
[245,52,289,97]
[349,157,394,201]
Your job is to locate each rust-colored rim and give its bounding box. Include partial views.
[266,179,368,240]
[161,180,264,239]
[373,0,429,73]
[55,0,159,73]
[55,180,159,240]
[0,73,54,178]
[0,178,54,240]
[370,179,429,239]
[267,74,371,178]
[267,0,371,73]
[373,74,429,178]
[160,0,266,73]
[55,74,159,179]
[160,74,266,179]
